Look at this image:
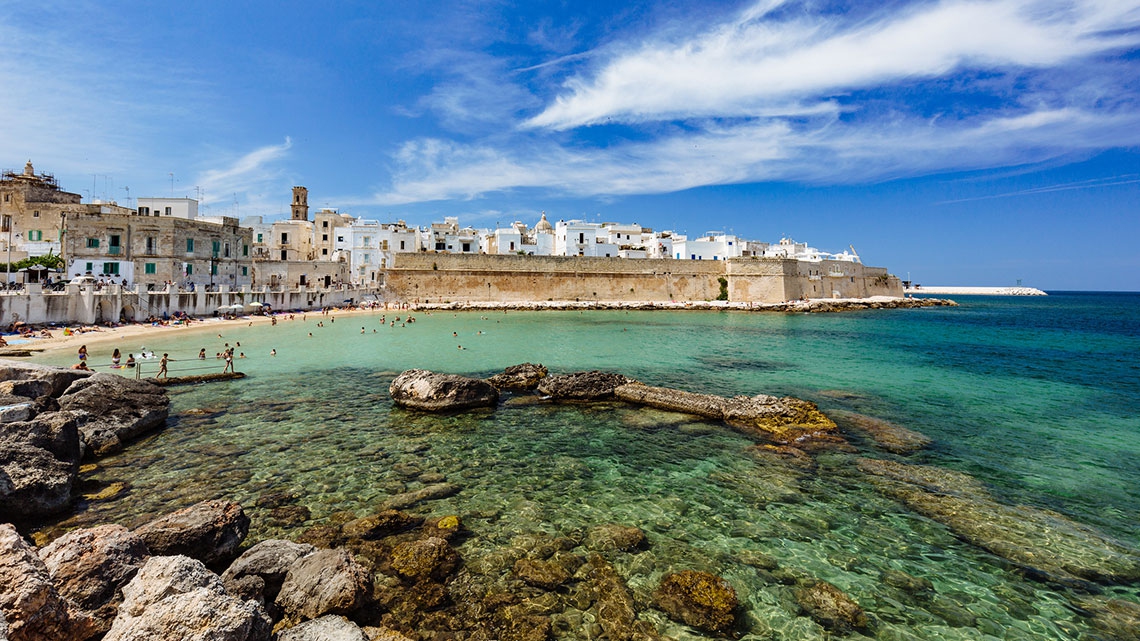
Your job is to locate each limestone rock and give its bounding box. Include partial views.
[613,383,726,419]
[0,379,55,402]
[486,363,549,391]
[388,369,499,412]
[134,499,250,565]
[220,539,314,606]
[0,523,98,641]
[537,371,632,400]
[377,483,459,511]
[833,410,932,454]
[0,360,92,398]
[794,581,868,633]
[577,554,657,641]
[653,570,739,634]
[0,411,84,518]
[104,555,270,641]
[722,394,837,444]
[341,510,422,540]
[585,523,647,553]
[389,536,460,581]
[858,458,1140,585]
[38,524,148,632]
[56,373,169,457]
[362,626,416,641]
[276,548,371,624]
[513,558,571,590]
[276,615,369,641]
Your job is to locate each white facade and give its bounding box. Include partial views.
[673,232,745,260]
[761,238,860,263]
[137,197,198,219]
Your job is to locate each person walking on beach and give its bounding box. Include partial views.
[158,353,169,379]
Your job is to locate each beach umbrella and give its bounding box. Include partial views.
[245,301,264,309]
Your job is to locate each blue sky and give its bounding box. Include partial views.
[3,0,1138,290]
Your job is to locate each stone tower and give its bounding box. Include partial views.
[291,186,309,221]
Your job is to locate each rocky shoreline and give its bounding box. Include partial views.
[3,361,1140,640]
[407,296,958,313]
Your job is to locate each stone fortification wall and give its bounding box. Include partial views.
[0,284,379,326]
[386,253,724,303]
[386,253,904,303]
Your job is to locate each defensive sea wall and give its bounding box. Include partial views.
[384,253,903,303]
[0,284,380,327]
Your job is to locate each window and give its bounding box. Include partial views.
[242,244,248,257]
[212,240,220,256]
[281,233,288,243]
[224,242,230,258]
[400,240,405,250]
[86,238,100,248]
[462,242,471,252]
[338,236,345,243]
[109,234,120,247]
[509,241,515,251]
[579,233,585,243]
[84,262,92,272]
[164,207,172,215]
[435,242,445,250]
[242,266,248,276]
[280,249,287,260]
[363,253,370,262]
[29,230,43,241]
[211,263,218,275]
[256,233,263,243]
[322,234,328,242]
[185,264,193,275]
[2,194,7,202]
[145,237,155,254]
[138,206,149,215]
[322,221,328,228]
[104,262,119,275]
[322,248,328,255]
[144,263,156,274]
[33,210,39,218]
[186,238,194,252]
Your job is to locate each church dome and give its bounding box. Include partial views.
[535,212,553,233]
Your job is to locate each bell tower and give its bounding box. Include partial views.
[291,186,309,221]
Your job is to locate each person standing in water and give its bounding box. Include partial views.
[158,354,170,379]
[111,348,121,367]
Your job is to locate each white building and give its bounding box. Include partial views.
[137,197,198,219]
[672,232,745,260]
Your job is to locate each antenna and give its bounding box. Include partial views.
[169,172,174,196]
[122,186,130,209]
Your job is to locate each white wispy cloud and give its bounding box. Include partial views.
[195,139,294,208]
[526,0,1140,129]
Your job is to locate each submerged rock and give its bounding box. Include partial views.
[104,555,270,641]
[378,483,460,511]
[858,458,1140,585]
[0,523,98,641]
[389,537,460,581]
[38,524,148,634]
[832,410,932,454]
[537,371,633,400]
[1072,595,1140,641]
[794,580,868,633]
[486,363,549,391]
[56,373,169,458]
[653,570,739,634]
[134,499,250,565]
[514,558,572,590]
[585,524,647,553]
[389,369,499,411]
[341,510,422,540]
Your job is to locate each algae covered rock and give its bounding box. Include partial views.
[858,458,1140,585]
[585,523,648,553]
[389,536,460,581]
[537,371,633,400]
[653,570,739,634]
[389,369,499,411]
[486,363,549,391]
[832,410,932,454]
[513,557,572,590]
[794,580,868,633]
[723,394,837,444]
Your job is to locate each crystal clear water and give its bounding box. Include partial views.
[30,293,1140,639]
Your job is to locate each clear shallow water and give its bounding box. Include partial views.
[31,293,1140,639]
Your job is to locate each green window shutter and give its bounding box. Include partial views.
[144,263,156,274]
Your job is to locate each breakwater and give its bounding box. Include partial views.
[408,296,956,313]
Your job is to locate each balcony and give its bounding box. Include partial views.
[107,246,122,256]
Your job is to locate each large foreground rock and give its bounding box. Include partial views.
[103,555,270,641]
[485,363,549,391]
[0,361,92,398]
[858,458,1140,585]
[221,539,315,609]
[56,374,169,457]
[653,570,739,634]
[38,524,148,634]
[0,412,83,518]
[134,499,250,565]
[389,369,499,411]
[276,548,371,624]
[276,615,369,641]
[0,523,98,641]
[613,382,837,444]
[537,371,633,400]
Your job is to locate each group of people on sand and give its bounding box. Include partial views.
[73,344,139,371]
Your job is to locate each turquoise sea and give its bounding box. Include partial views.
[29,292,1140,640]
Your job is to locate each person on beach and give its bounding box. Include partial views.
[223,350,234,373]
[198,348,206,359]
[78,345,88,362]
[158,354,169,379]
[111,348,121,367]
[125,354,136,368]
[72,362,89,370]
